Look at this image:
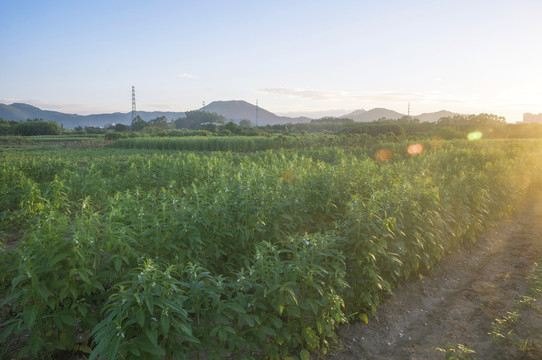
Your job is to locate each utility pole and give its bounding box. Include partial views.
[256,99,259,127]
[131,86,137,124]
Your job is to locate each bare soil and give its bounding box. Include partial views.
[320,184,542,360]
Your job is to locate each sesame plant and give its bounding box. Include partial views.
[1,140,541,358]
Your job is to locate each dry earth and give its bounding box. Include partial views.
[319,184,542,360]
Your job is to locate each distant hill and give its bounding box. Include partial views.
[0,103,186,129]
[276,109,351,119]
[201,100,311,125]
[415,110,457,122]
[341,108,459,122]
[0,101,459,129]
[342,108,404,122]
[0,100,309,129]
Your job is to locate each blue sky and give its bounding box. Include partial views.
[1,0,541,122]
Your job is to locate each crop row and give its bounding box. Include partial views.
[105,133,410,153]
[107,136,282,152]
[1,140,541,358]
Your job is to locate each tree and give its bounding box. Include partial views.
[175,111,226,130]
[239,119,252,128]
[0,118,13,135]
[84,126,106,134]
[200,123,218,133]
[149,116,169,130]
[114,123,129,132]
[131,116,148,131]
[437,113,506,133]
[223,121,240,134]
[14,119,61,136]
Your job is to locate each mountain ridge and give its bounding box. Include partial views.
[201,100,311,125]
[0,101,459,129]
[340,108,458,122]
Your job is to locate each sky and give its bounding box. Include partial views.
[1,0,541,122]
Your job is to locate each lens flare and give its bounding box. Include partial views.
[375,149,393,162]
[407,143,423,155]
[467,131,483,141]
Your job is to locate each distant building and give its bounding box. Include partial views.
[523,113,542,123]
[104,123,116,129]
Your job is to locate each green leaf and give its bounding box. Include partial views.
[135,308,145,327]
[300,349,310,360]
[270,316,282,330]
[37,282,49,301]
[161,315,170,336]
[79,345,92,354]
[11,274,28,287]
[144,326,158,347]
[51,252,70,266]
[114,256,122,273]
[0,320,18,342]
[127,343,141,356]
[137,335,164,356]
[77,269,90,283]
[226,302,245,314]
[59,310,75,326]
[59,285,70,301]
[144,295,154,314]
[23,305,39,328]
[78,303,89,318]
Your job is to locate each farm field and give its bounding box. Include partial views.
[1,137,542,359]
[321,181,542,359]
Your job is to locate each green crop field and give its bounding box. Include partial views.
[1,139,542,359]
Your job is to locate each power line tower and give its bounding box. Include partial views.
[131,86,137,124]
[256,99,259,127]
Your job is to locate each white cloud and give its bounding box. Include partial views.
[178,73,198,79]
[257,88,466,104]
[257,88,348,101]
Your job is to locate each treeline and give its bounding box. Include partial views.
[262,113,514,139]
[0,118,61,136]
[4,111,542,140]
[103,112,542,140]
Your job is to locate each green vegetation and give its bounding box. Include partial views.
[4,111,542,141]
[488,261,542,357]
[0,118,61,136]
[436,344,477,360]
[107,135,280,152]
[1,139,541,358]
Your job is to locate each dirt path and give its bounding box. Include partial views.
[321,185,542,360]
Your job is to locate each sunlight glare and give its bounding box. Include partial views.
[408,143,423,155]
[375,149,393,162]
[467,131,483,141]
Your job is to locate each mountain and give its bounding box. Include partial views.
[276,109,352,119]
[0,100,309,129]
[201,100,311,125]
[342,108,404,122]
[415,110,457,123]
[0,101,459,129]
[341,108,459,122]
[1,103,82,126]
[0,103,186,129]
